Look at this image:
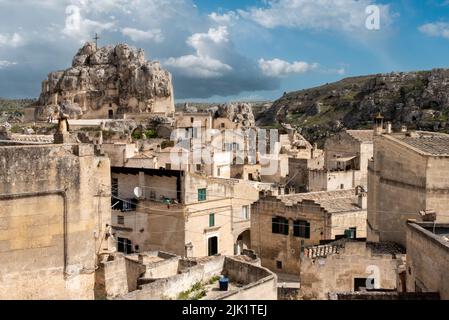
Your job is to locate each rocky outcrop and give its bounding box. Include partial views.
[257,69,449,144]
[211,102,256,128]
[36,42,175,120]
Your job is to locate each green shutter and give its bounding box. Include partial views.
[209,213,215,227]
[198,188,206,201]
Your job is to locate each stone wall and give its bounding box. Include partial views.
[300,241,404,300]
[117,256,277,300]
[406,222,449,299]
[251,197,325,275]
[308,169,355,192]
[0,144,111,299]
[95,254,129,299]
[367,134,446,247]
[119,256,225,300]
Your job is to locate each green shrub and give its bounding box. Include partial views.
[144,128,157,139]
[132,129,142,140]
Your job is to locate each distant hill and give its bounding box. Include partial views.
[0,98,36,112]
[256,68,449,144]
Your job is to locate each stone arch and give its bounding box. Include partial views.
[235,228,251,255]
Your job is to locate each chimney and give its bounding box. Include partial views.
[386,122,392,134]
[374,112,384,136]
[358,192,367,210]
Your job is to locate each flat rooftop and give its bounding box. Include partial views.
[278,189,362,213]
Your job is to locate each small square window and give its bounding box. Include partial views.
[117,216,124,225]
[198,188,207,201]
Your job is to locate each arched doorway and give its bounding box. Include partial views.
[235,229,250,255]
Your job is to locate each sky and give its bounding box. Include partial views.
[1,0,449,102]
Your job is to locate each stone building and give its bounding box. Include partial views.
[406,221,449,299]
[110,167,258,258]
[307,130,373,192]
[251,189,367,275]
[300,240,405,300]
[367,130,449,247]
[0,143,112,299]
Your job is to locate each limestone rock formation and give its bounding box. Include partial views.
[36,42,175,120]
[212,102,256,128]
[257,68,449,144]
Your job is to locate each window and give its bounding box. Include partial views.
[117,215,124,225]
[340,184,344,190]
[196,164,202,172]
[293,220,310,238]
[191,117,194,123]
[272,216,289,235]
[209,213,215,227]
[198,188,207,201]
[354,278,373,291]
[117,237,132,254]
[224,143,232,151]
[276,261,283,269]
[349,227,357,239]
[242,206,249,220]
[149,191,156,200]
[217,167,221,176]
[166,163,171,170]
[220,123,225,128]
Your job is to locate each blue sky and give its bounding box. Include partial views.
[1,0,449,102]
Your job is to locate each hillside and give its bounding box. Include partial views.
[256,69,449,144]
[0,98,36,112]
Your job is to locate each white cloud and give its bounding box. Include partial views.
[0,60,17,69]
[165,55,232,78]
[0,33,24,47]
[258,58,318,77]
[419,22,449,39]
[62,4,114,41]
[121,27,163,42]
[209,12,238,24]
[239,0,391,32]
[165,26,233,78]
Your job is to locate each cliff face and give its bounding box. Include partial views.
[257,69,449,143]
[36,42,174,120]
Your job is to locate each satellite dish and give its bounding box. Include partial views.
[134,187,143,198]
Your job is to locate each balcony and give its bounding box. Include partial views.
[111,197,138,212]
